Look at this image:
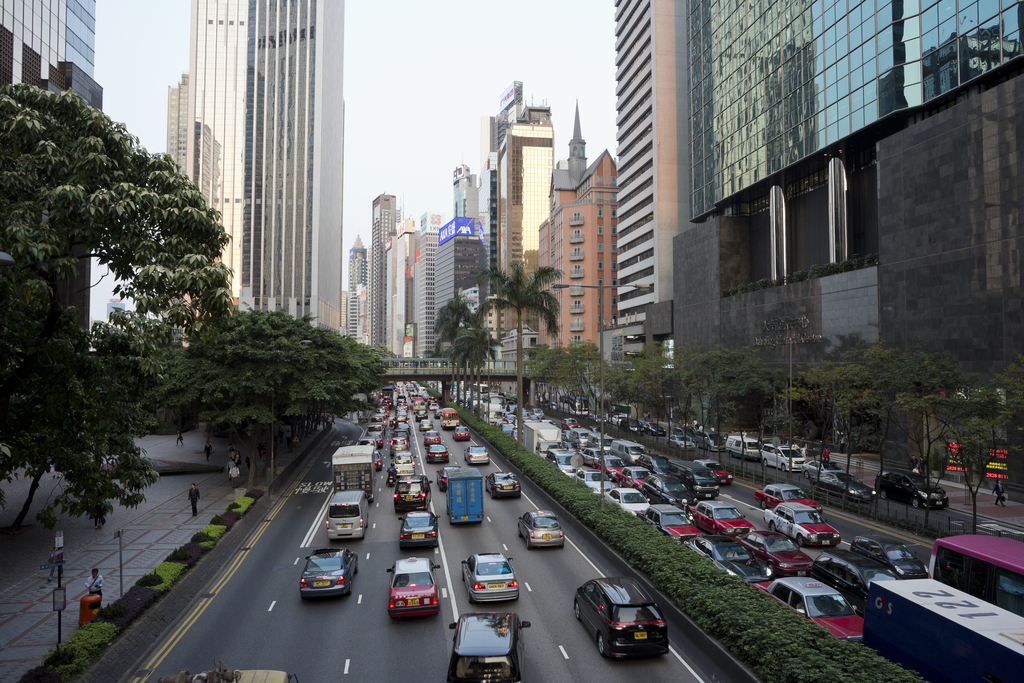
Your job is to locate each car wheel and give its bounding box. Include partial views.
[796,535,805,547]
[912,497,922,509]
[526,536,533,550]
[763,459,770,468]
[517,526,523,538]
[879,489,888,500]
[769,521,777,532]
[597,632,608,657]
[760,499,768,510]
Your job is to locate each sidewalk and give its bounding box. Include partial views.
[0,423,325,683]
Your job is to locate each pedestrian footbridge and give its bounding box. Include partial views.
[380,357,517,382]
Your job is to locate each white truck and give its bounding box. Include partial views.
[523,421,562,456]
[332,444,375,502]
[487,398,505,426]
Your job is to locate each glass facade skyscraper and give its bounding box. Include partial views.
[498,105,554,273]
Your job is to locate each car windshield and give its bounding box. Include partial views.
[713,544,752,562]
[404,515,433,529]
[620,492,646,504]
[862,569,897,584]
[306,556,342,572]
[832,473,857,485]
[663,480,686,492]
[532,516,559,528]
[883,544,917,561]
[627,445,646,455]
[764,537,800,552]
[582,472,601,481]
[782,489,811,501]
[613,604,662,623]
[453,656,514,680]
[794,511,824,524]
[703,462,724,470]
[606,458,625,467]
[476,561,512,576]
[392,571,434,588]
[777,448,800,458]
[650,458,670,468]
[714,507,743,520]
[661,514,689,526]
[628,468,650,479]
[396,481,424,494]
[807,594,856,618]
[554,455,572,465]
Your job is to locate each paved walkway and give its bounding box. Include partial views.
[0,423,325,683]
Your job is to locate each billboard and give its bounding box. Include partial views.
[453,165,469,182]
[437,217,477,247]
[385,237,392,252]
[499,83,516,111]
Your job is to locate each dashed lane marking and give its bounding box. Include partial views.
[558,645,569,660]
[268,601,276,612]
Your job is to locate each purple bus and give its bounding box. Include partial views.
[930,535,1024,617]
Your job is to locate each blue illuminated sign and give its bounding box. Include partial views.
[438,217,477,247]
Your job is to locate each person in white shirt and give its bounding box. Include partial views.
[85,568,104,601]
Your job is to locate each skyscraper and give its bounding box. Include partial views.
[436,166,486,320]
[347,235,367,337]
[389,219,418,356]
[416,211,444,356]
[498,103,554,274]
[370,193,397,345]
[166,74,189,173]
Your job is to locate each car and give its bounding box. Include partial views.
[801,458,844,481]
[356,437,375,448]
[737,530,815,577]
[640,504,700,538]
[604,487,650,514]
[436,466,457,492]
[693,458,733,485]
[393,451,416,475]
[560,418,580,430]
[759,444,806,471]
[465,446,490,465]
[434,406,443,419]
[461,552,519,602]
[423,430,442,446]
[600,456,627,479]
[615,466,651,489]
[669,434,697,449]
[640,421,666,437]
[636,454,672,475]
[447,612,530,682]
[429,402,439,411]
[545,451,577,477]
[398,511,439,549]
[390,436,410,450]
[580,448,604,468]
[683,535,775,583]
[761,577,863,640]
[811,549,899,615]
[573,468,607,493]
[573,577,669,657]
[486,472,522,498]
[849,535,929,579]
[640,474,691,508]
[763,502,841,547]
[875,470,949,508]
[812,471,876,503]
[373,434,384,449]
[517,510,565,548]
[694,430,723,452]
[453,425,472,441]
[387,556,441,617]
[529,408,544,419]
[755,483,822,511]
[500,424,516,437]
[427,444,450,463]
[419,419,433,432]
[691,500,755,537]
[394,475,431,512]
[299,547,358,598]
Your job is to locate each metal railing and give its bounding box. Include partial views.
[569,252,585,261]
[381,357,517,377]
[569,304,585,314]
[569,234,584,243]
[570,321,585,332]
[569,215,585,226]
[569,268,585,279]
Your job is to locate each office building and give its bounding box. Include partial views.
[539,104,619,347]
[166,73,189,173]
[478,152,499,277]
[347,235,367,337]
[355,285,369,346]
[389,219,417,356]
[340,291,348,335]
[416,211,444,356]
[612,0,688,354]
[105,299,125,320]
[370,193,397,345]
[435,166,486,318]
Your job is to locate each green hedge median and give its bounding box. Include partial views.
[40,623,118,680]
[448,402,923,683]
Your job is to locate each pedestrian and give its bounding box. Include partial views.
[204,442,212,461]
[188,483,200,516]
[227,445,236,462]
[822,447,831,464]
[92,504,106,529]
[911,456,921,474]
[85,568,104,605]
[229,461,240,486]
[993,479,1007,507]
[176,429,184,446]
[46,545,62,582]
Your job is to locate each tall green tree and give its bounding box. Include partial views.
[0,85,233,529]
[478,263,562,446]
[435,294,473,402]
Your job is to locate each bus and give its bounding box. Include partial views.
[930,534,1024,617]
[440,408,461,430]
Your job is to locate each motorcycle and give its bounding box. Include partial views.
[374,455,383,471]
[386,470,397,487]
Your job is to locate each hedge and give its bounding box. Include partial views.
[226,496,255,515]
[94,585,160,631]
[165,542,208,568]
[449,402,923,683]
[136,561,187,592]
[41,622,118,679]
[17,667,61,683]
[200,524,228,542]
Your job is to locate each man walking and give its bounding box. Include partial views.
[204,442,212,461]
[176,429,184,446]
[188,483,200,516]
[993,479,1007,507]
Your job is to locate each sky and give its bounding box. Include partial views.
[91,0,619,323]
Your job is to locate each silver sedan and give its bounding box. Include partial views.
[517,510,564,549]
[465,446,490,465]
[461,552,519,602]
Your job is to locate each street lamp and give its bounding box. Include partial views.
[553,281,652,507]
[0,252,14,267]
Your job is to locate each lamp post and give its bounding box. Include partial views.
[0,251,14,267]
[553,281,651,508]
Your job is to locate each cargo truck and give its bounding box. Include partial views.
[523,421,562,456]
[445,468,484,524]
[332,444,375,502]
[864,578,1024,683]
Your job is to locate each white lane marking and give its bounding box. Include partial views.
[372,523,376,529]
[376,502,379,508]
[502,543,508,550]
[487,516,492,523]
[366,553,370,560]
[564,535,604,576]
[301,489,334,548]
[558,645,569,660]
[524,582,532,592]
[669,645,706,683]
[357,594,362,604]
[434,547,440,554]
[344,659,350,674]
[268,601,276,611]
[293,557,299,565]
[442,587,448,599]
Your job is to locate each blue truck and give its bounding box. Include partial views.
[446,468,484,524]
[864,578,1024,683]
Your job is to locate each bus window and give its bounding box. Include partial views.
[968,560,991,601]
[934,547,968,592]
[996,568,1024,617]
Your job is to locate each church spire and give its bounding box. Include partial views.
[568,100,587,183]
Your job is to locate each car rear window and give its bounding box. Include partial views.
[405,516,432,529]
[306,556,342,572]
[392,571,434,587]
[613,603,662,623]
[476,561,512,576]
[532,516,559,529]
[396,481,424,494]
[329,504,361,518]
[452,656,514,680]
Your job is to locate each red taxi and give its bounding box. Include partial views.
[387,557,441,618]
[453,426,471,441]
[755,484,822,511]
[692,500,755,537]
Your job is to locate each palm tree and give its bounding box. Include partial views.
[435,294,473,402]
[456,322,496,419]
[478,263,562,447]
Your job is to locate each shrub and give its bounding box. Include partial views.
[211,511,240,530]
[96,603,129,621]
[94,585,160,631]
[246,488,264,500]
[227,496,255,515]
[789,270,808,283]
[191,530,213,544]
[165,547,192,563]
[755,278,769,290]
[166,542,205,568]
[199,540,215,550]
[41,622,118,679]
[17,667,61,683]
[201,524,227,541]
[143,561,187,592]
[135,572,163,588]
[808,263,825,278]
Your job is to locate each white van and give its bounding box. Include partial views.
[725,435,760,461]
[609,439,647,464]
[326,490,368,540]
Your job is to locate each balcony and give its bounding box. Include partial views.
[569,268,585,279]
[569,233,584,244]
[569,284,584,296]
[569,215,584,226]
[570,321,585,332]
[569,252,585,261]
[569,303,585,314]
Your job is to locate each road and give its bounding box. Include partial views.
[129,416,710,683]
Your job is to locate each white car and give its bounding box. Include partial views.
[760,444,806,471]
[574,469,607,493]
[763,502,841,547]
[419,419,433,432]
[393,451,416,475]
[801,459,844,481]
[529,409,544,420]
[669,435,696,449]
[604,488,650,514]
[545,451,578,477]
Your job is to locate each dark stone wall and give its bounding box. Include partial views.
[876,72,1024,378]
[673,218,722,350]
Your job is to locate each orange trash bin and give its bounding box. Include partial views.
[79,593,101,626]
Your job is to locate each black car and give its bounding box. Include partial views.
[875,470,949,508]
[811,549,899,615]
[640,474,691,507]
[486,472,522,499]
[636,454,672,475]
[427,444,450,463]
[398,511,439,549]
[683,535,775,583]
[447,612,530,683]
[299,547,358,598]
[436,467,457,492]
[639,421,666,437]
[573,577,668,657]
[394,475,431,511]
[849,535,929,579]
[813,471,876,503]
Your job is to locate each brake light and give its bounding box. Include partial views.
[530,531,535,539]
[507,580,518,588]
[431,597,439,605]
[419,492,426,498]
[388,602,395,609]
[336,577,345,585]
[401,534,411,539]
[559,531,564,537]
[394,494,399,499]
[360,517,364,526]
[474,583,486,590]
[300,578,308,587]
[426,531,436,537]
[324,519,329,528]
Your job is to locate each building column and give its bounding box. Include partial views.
[769,185,787,280]
[828,157,848,263]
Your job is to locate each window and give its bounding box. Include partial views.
[611,225,617,235]
[611,176,617,183]
[612,261,617,270]
[598,208,603,217]
[572,335,582,342]
[598,260,604,270]
[612,296,618,306]
[611,209,617,217]
[596,175,602,182]
[598,243,604,253]
[598,224,603,235]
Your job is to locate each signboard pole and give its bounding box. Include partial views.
[115,529,124,597]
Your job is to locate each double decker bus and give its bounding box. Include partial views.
[930,534,1024,617]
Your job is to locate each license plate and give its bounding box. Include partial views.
[503,485,514,490]
[408,598,420,606]
[798,571,808,576]
[542,534,552,539]
[412,534,425,539]
[460,516,468,520]
[634,631,648,640]
[313,581,330,587]
[405,495,415,500]
[487,583,505,589]
[339,523,350,528]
